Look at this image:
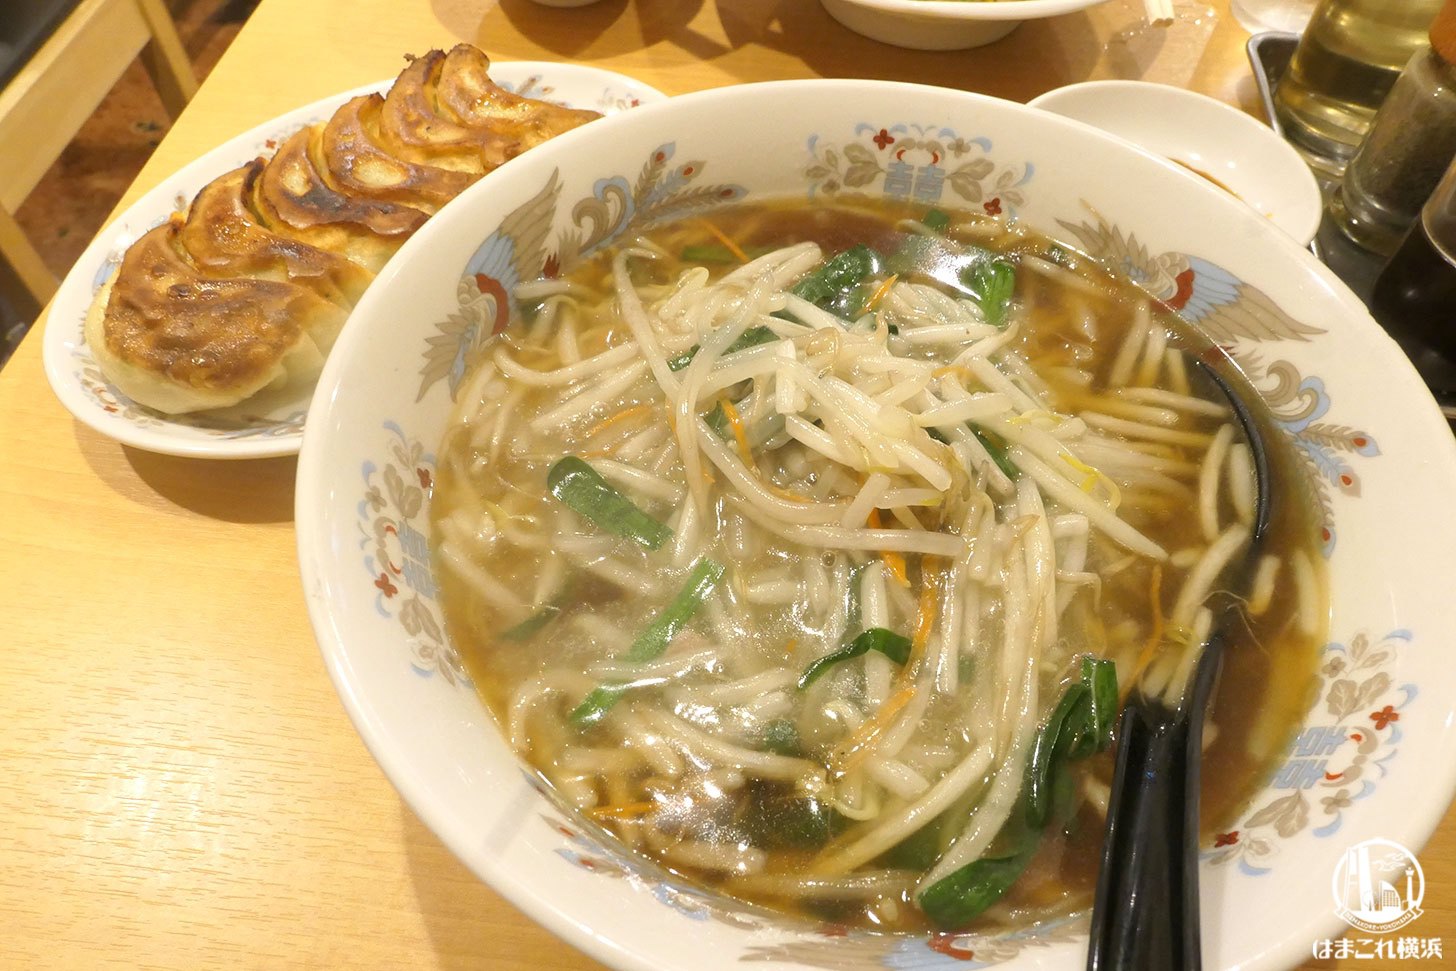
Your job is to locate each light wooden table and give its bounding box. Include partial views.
[2,1,1450,968]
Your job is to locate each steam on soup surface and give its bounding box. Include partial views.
[430,199,1325,932]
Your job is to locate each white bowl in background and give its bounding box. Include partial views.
[1029,80,1324,245]
[820,0,1112,50]
[296,79,1456,971]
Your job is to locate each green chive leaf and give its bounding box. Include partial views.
[919,838,1039,929]
[791,245,881,316]
[569,558,726,728]
[1028,682,1099,829]
[668,325,781,372]
[961,259,1016,328]
[969,426,1019,480]
[798,627,912,690]
[547,456,673,550]
[501,604,561,642]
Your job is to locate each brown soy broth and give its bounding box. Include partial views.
[430,197,1325,932]
[1193,385,1327,833]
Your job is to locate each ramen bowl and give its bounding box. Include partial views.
[819,0,1111,50]
[296,80,1456,971]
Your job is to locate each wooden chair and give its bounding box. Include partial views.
[0,0,198,313]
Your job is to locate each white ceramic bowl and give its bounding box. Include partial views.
[296,79,1456,971]
[820,0,1111,50]
[1029,80,1324,245]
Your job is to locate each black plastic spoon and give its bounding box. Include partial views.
[1085,357,1272,971]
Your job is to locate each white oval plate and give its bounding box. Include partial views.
[1029,80,1323,246]
[42,61,666,460]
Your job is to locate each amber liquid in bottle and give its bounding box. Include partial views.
[1369,218,1456,394]
[1275,0,1442,174]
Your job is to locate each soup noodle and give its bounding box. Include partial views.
[430,200,1325,932]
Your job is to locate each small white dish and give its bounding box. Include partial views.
[1029,80,1323,245]
[820,0,1112,51]
[42,61,665,461]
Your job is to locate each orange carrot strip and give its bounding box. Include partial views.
[865,273,899,312]
[719,397,755,467]
[911,568,939,655]
[582,402,654,441]
[1124,563,1166,699]
[896,559,943,691]
[588,801,657,821]
[698,220,749,263]
[832,561,944,775]
[829,685,916,776]
[868,509,910,587]
[766,481,813,503]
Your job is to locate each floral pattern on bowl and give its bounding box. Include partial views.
[357,422,465,685]
[806,123,1032,216]
[1207,629,1416,875]
[297,81,1456,971]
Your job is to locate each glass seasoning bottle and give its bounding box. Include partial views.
[1273,0,1443,178]
[1231,0,1316,34]
[1329,0,1456,256]
[1368,152,1456,400]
